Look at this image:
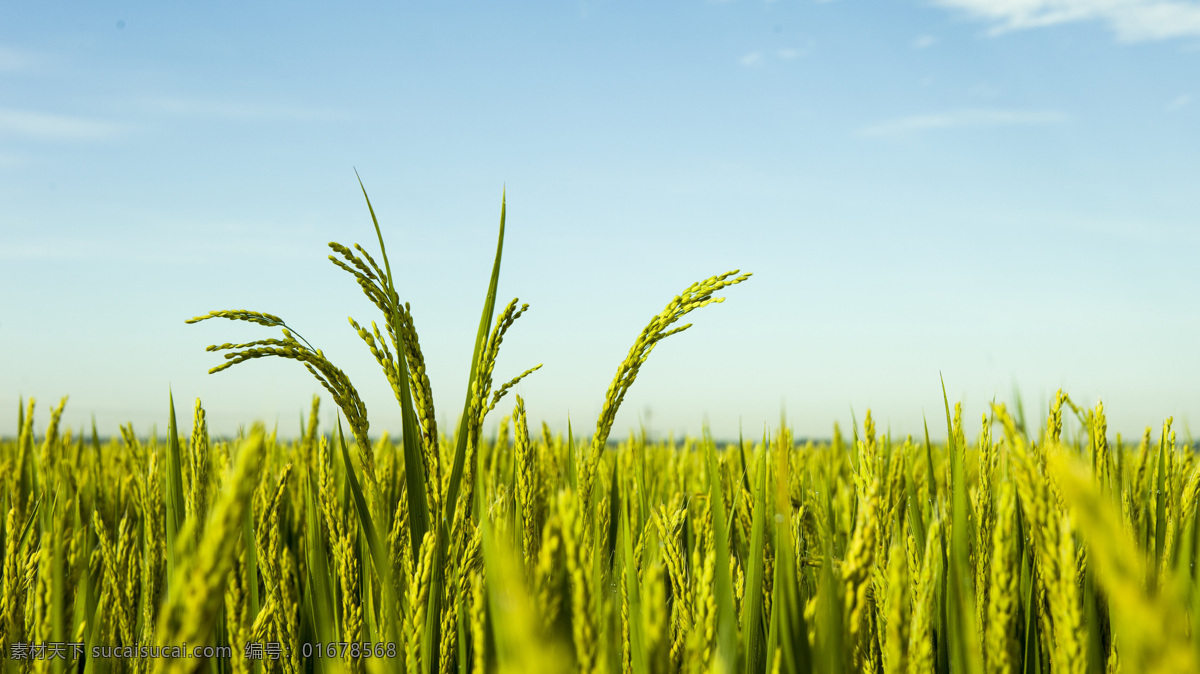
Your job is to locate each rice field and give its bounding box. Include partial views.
[2,187,1198,674]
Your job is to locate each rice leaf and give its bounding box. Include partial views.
[303,464,338,644]
[445,189,507,521]
[817,530,845,674]
[164,392,186,589]
[242,497,260,674]
[621,497,649,674]
[1153,428,1168,580]
[335,418,399,642]
[354,173,430,560]
[942,376,980,674]
[741,447,768,674]
[606,458,620,570]
[705,434,737,674]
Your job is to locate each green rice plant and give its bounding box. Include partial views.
[9,182,1200,674]
[5,390,1200,674]
[156,428,268,673]
[180,179,749,672]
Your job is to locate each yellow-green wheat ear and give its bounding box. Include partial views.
[154,428,267,674]
[185,309,284,326]
[579,270,751,507]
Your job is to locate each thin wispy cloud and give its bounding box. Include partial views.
[967,82,1001,98]
[740,51,765,66]
[0,46,37,72]
[0,233,310,261]
[138,97,351,122]
[932,0,1200,42]
[913,34,937,48]
[1166,93,1192,110]
[740,44,811,66]
[0,109,121,141]
[0,240,123,261]
[1048,214,1200,245]
[858,108,1068,136]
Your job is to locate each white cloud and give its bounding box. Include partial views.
[138,97,351,122]
[0,109,121,141]
[740,51,765,66]
[776,47,804,59]
[1166,93,1192,110]
[932,0,1200,42]
[858,108,1068,136]
[913,34,938,48]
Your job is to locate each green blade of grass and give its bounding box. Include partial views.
[15,492,41,551]
[1020,515,1040,674]
[906,451,928,554]
[567,416,577,490]
[764,554,783,674]
[243,500,260,617]
[48,500,64,674]
[738,423,752,495]
[921,412,949,674]
[90,415,101,460]
[165,391,186,588]
[335,418,400,641]
[1190,509,1200,658]
[621,496,649,674]
[770,434,809,674]
[633,437,649,536]
[742,448,768,674]
[923,416,937,514]
[303,467,338,645]
[423,532,446,674]
[817,530,845,674]
[606,458,621,570]
[354,173,430,561]
[849,407,860,477]
[705,433,737,674]
[1083,564,1105,674]
[242,502,260,674]
[942,376,980,674]
[445,189,507,522]
[1153,429,1168,581]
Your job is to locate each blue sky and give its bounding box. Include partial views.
[2,1,1197,442]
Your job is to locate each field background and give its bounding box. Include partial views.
[1,1,1197,444]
